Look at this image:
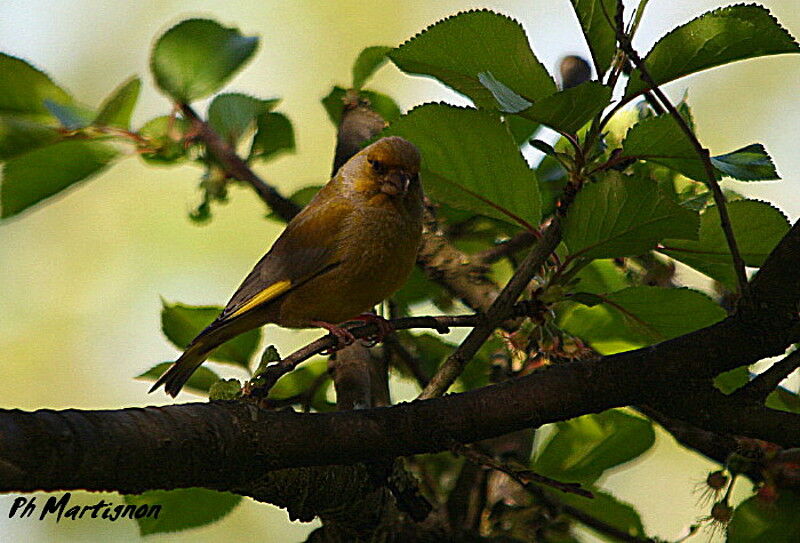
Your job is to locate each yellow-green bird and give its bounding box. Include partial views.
[151,136,424,396]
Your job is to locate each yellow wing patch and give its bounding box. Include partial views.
[227,280,292,320]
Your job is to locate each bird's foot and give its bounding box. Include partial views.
[352,313,395,347]
[312,320,357,354]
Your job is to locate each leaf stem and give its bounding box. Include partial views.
[612,2,749,296]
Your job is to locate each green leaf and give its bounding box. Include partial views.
[479,74,611,135]
[625,5,800,98]
[563,171,698,260]
[44,100,94,130]
[160,300,260,369]
[1,140,118,218]
[558,488,646,538]
[268,358,328,400]
[0,116,59,160]
[321,86,401,126]
[385,103,540,229]
[767,386,800,414]
[94,77,141,129]
[714,365,750,394]
[516,81,611,134]
[390,10,556,108]
[728,490,800,543]
[532,409,655,485]
[125,488,241,536]
[660,200,790,289]
[352,46,392,89]
[208,378,242,400]
[250,112,295,161]
[571,259,630,294]
[0,53,73,121]
[138,115,190,165]
[558,286,726,354]
[137,362,220,395]
[621,114,709,181]
[207,93,278,145]
[711,143,779,181]
[151,18,258,102]
[569,0,618,76]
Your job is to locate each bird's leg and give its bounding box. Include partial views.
[351,313,395,347]
[311,320,357,354]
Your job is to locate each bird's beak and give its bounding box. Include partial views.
[381,171,412,196]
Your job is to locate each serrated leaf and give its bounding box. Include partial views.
[479,74,611,134]
[0,53,73,121]
[621,114,709,181]
[151,18,258,102]
[558,487,646,538]
[352,45,392,89]
[385,103,540,229]
[44,100,94,130]
[569,0,618,76]
[161,301,260,369]
[138,115,190,165]
[207,93,278,145]
[625,5,800,98]
[125,489,241,536]
[532,409,655,485]
[563,171,698,259]
[516,81,611,134]
[137,362,220,395]
[711,143,779,181]
[728,490,800,542]
[660,200,790,289]
[321,86,401,126]
[1,140,117,218]
[558,286,726,354]
[390,10,556,108]
[94,77,141,128]
[0,116,59,160]
[250,112,295,161]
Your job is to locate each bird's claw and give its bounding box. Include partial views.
[311,320,357,355]
[353,313,395,346]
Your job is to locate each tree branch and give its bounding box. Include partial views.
[420,220,562,399]
[180,103,301,222]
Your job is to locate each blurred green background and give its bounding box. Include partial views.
[0,1,797,541]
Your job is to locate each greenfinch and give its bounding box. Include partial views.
[151,136,423,396]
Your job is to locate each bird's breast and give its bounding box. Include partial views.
[277,200,422,326]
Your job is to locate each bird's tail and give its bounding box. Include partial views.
[149,338,217,397]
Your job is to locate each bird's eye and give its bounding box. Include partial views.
[369,159,388,175]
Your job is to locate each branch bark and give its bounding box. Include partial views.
[3,218,800,496]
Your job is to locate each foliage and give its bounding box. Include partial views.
[1,4,798,541]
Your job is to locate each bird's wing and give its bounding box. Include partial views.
[215,194,352,323]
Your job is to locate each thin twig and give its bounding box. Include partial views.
[452,443,592,498]
[474,231,538,265]
[737,348,800,401]
[611,1,749,296]
[419,220,562,399]
[179,103,300,222]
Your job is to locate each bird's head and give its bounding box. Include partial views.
[355,136,421,198]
